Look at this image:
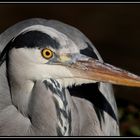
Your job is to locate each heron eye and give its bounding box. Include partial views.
[41,48,53,59]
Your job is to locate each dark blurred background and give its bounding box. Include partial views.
[0,3,140,136]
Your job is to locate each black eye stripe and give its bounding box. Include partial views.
[11,31,60,49]
[80,42,98,59]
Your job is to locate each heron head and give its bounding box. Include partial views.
[2,25,140,88]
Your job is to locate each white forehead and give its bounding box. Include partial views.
[18,25,79,53]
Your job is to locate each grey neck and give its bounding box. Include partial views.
[43,79,72,136]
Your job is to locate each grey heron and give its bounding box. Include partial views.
[0,18,140,136]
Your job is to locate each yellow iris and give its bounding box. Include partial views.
[41,48,53,59]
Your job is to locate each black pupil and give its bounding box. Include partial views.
[46,51,51,56]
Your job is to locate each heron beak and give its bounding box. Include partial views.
[59,54,140,87]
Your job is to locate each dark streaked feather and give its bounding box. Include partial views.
[68,83,118,127]
[43,80,72,136]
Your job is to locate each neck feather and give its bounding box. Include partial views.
[43,79,72,136]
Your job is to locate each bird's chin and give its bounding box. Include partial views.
[56,77,96,88]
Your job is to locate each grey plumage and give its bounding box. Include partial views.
[0,18,120,136]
